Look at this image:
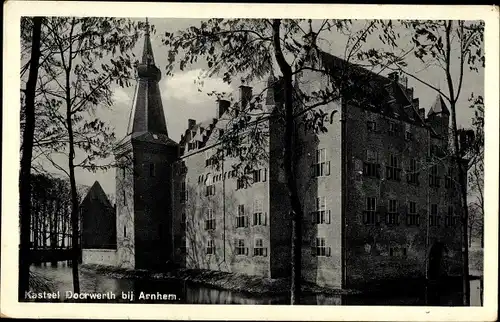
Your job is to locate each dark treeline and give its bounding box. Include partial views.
[29,174,88,254]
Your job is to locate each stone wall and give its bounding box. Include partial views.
[179,120,272,277]
[343,103,462,287]
[82,249,117,266]
[115,143,136,269]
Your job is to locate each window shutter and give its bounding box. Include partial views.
[263,248,268,257]
[263,168,267,182]
[264,212,267,226]
[327,247,332,257]
[311,239,317,256]
[377,205,386,225]
[245,247,249,256]
[376,164,381,178]
[245,216,249,227]
[252,213,256,226]
[326,210,331,224]
[310,164,316,178]
[310,211,316,224]
[325,161,331,176]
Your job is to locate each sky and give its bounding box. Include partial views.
[37,18,484,196]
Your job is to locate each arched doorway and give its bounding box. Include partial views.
[428,242,447,280]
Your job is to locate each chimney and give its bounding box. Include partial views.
[217,99,230,118]
[418,108,425,120]
[406,87,414,101]
[412,98,419,109]
[239,85,252,108]
[188,119,196,129]
[388,71,399,83]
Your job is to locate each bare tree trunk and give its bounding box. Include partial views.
[67,81,81,292]
[19,16,43,299]
[444,20,470,306]
[272,19,303,305]
[61,22,81,291]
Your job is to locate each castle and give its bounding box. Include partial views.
[81,27,463,289]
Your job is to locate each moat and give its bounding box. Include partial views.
[31,263,482,305]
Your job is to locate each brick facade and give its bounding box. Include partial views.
[87,31,464,289]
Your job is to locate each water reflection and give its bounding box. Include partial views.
[30,263,481,306]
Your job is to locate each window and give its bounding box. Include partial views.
[367,121,377,132]
[406,158,420,185]
[253,238,267,257]
[406,201,420,226]
[188,142,197,151]
[236,205,248,228]
[206,239,215,255]
[253,169,267,183]
[388,121,401,136]
[311,196,330,224]
[429,165,441,188]
[386,199,399,225]
[312,149,330,177]
[204,209,215,230]
[313,237,331,257]
[237,177,248,189]
[180,182,187,203]
[445,205,458,227]
[386,154,402,181]
[123,225,127,238]
[205,151,216,167]
[363,150,380,178]
[235,239,247,255]
[252,199,266,226]
[149,163,156,177]
[205,185,215,196]
[363,197,378,225]
[430,204,440,227]
[445,167,453,188]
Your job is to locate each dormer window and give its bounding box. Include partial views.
[188,142,197,151]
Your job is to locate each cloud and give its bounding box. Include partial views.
[113,87,132,104]
[162,69,233,104]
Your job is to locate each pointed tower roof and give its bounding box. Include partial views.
[141,18,155,66]
[81,181,112,208]
[427,95,450,116]
[126,18,168,136]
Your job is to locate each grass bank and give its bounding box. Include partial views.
[80,264,360,296]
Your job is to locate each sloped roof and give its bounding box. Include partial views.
[125,20,169,137]
[428,95,450,116]
[316,51,425,125]
[80,181,113,209]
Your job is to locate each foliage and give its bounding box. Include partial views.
[163,18,403,303]
[21,17,146,174]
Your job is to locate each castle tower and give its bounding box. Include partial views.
[114,19,179,269]
[426,95,450,140]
